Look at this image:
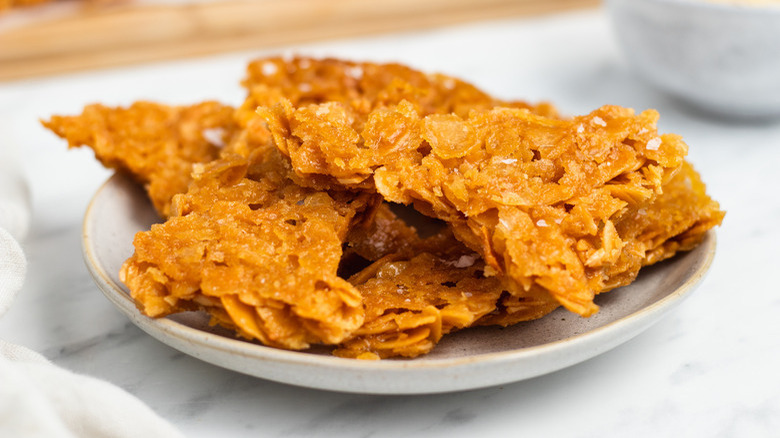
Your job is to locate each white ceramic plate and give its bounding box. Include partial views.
[82,173,717,395]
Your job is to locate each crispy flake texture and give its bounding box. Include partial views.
[339,249,505,360]
[120,145,379,349]
[47,56,723,359]
[43,101,238,217]
[265,100,723,317]
[240,56,557,124]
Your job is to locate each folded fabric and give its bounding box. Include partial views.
[0,340,184,438]
[0,228,25,317]
[0,156,183,438]
[0,168,30,243]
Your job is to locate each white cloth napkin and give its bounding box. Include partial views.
[0,156,183,438]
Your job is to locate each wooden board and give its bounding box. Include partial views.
[0,0,598,81]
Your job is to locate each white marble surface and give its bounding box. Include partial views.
[1,8,779,437]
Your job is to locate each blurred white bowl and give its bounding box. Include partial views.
[605,0,780,120]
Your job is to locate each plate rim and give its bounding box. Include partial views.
[81,173,717,392]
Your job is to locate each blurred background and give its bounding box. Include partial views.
[1,2,779,437]
[5,0,779,119]
[0,0,599,81]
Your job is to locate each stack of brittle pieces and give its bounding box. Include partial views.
[44,57,724,359]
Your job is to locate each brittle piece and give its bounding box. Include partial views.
[263,100,720,317]
[638,161,724,263]
[603,160,725,288]
[43,56,553,215]
[238,56,557,127]
[43,101,238,217]
[336,237,504,359]
[247,56,557,192]
[48,55,724,360]
[476,160,723,326]
[45,57,559,355]
[121,146,379,350]
[336,210,558,359]
[334,159,724,359]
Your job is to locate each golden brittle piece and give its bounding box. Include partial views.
[264,100,722,317]
[239,56,557,126]
[42,57,551,219]
[611,160,724,275]
[247,56,557,192]
[46,56,723,359]
[337,209,558,359]
[42,56,553,217]
[338,248,505,360]
[44,57,553,355]
[475,159,724,327]
[121,145,379,350]
[43,101,238,217]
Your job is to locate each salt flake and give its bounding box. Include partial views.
[261,61,278,76]
[453,254,477,268]
[646,137,662,150]
[202,128,225,147]
[346,65,363,79]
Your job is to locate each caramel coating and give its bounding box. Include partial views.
[240,56,557,124]
[43,101,238,217]
[121,146,379,349]
[265,99,722,317]
[45,56,723,359]
[339,248,505,359]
